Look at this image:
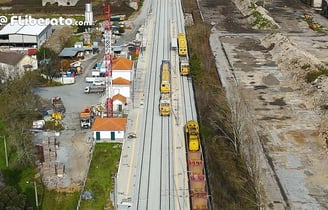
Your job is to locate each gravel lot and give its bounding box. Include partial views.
[199,0,328,208]
[34,53,105,190]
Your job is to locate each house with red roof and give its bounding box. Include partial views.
[91,117,127,141]
[113,93,127,116]
[112,77,131,98]
[112,57,134,81]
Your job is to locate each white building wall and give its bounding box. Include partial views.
[312,0,322,7]
[18,55,38,70]
[0,55,38,80]
[9,34,26,43]
[113,100,124,111]
[6,25,52,48]
[112,70,131,81]
[0,63,15,79]
[113,86,130,98]
[22,35,37,43]
[93,130,125,140]
[37,25,52,47]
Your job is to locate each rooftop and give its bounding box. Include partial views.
[113,93,127,104]
[112,77,131,85]
[0,20,51,36]
[91,117,127,131]
[0,51,26,65]
[112,57,133,70]
[58,48,85,57]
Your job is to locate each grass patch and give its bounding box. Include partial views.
[305,65,328,83]
[1,166,36,208]
[79,143,122,210]
[40,189,80,210]
[301,63,311,69]
[305,68,328,83]
[251,11,277,29]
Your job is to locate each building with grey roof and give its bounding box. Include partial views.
[0,51,38,81]
[0,20,52,48]
[58,47,85,58]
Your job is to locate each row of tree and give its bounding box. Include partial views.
[0,70,47,208]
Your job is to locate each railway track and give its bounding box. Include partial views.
[133,0,175,208]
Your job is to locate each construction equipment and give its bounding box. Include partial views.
[159,93,170,116]
[51,112,62,120]
[171,37,178,50]
[185,120,200,151]
[179,57,190,76]
[84,86,106,94]
[160,60,171,94]
[184,120,210,210]
[51,97,65,113]
[80,107,92,129]
[177,33,188,56]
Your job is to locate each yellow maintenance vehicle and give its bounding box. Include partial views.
[177,33,188,56]
[179,57,190,76]
[51,112,62,120]
[159,93,171,116]
[160,60,171,94]
[184,120,200,151]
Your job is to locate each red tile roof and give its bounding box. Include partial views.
[91,117,127,131]
[113,93,127,103]
[112,57,133,70]
[113,77,131,85]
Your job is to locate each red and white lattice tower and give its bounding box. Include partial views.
[103,3,113,118]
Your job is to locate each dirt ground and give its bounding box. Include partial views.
[198,0,328,209]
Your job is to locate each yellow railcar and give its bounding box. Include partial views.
[160,60,171,93]
[177,33,188,56]
[185,120,200,151]
[159,93,170,116]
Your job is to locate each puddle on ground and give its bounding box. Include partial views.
[269,98,287,106]
[254,85,268,90]
[280,87,294,92]
[263,74,280,86]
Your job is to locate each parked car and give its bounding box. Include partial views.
[93,80,105,86]
[127,132,137,139]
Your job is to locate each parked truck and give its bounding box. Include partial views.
[84,86,106,94]
[85,77,106,84]
[51,97,66,113]
[80,107,92,128]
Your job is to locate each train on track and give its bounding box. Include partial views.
[177,33,190,76]
[159,60,171,116]
[184,120,210,210]
[177,33,188,56]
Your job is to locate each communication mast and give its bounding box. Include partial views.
[103,3,113,118]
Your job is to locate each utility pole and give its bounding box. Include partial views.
[33,181,39,210]
[26,180,39,210]
[2,136,8,167]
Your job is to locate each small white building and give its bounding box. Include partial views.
[0,51,38,80]
[0,20,52,48]
[112,57,134,81]
[112,77,131,98]
[113,93,127,114]
[91,117,127,141]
